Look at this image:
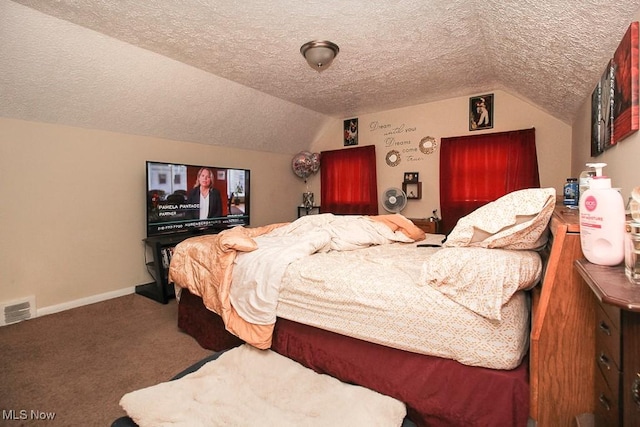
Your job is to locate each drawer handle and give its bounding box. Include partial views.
[598,320,611,336]
[598,352,611,371]
[633,373,640,409]
[598,393,611,411]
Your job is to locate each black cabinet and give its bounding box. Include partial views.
[135,232,217,303]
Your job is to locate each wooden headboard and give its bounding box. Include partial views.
[529,205,597,426]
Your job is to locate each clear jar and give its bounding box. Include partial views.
[625,221,640,284]
[630,198,640,222]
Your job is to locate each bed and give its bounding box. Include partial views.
[169,188,557,427]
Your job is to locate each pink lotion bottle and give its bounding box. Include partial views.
[579,163,626,266]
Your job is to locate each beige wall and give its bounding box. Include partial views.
[0,87,575,313]
[310,89,572,219]
[0,89,581,315]
[0,118,301,311]
[570,12,640,199]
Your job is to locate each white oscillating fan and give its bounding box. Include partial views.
[381,187,407,213]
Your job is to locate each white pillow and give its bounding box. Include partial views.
[443,188,556,250]
[423,247,542,320]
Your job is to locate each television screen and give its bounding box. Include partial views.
[146,161,250,237]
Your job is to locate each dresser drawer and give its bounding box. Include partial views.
[596,350,621,408]
[598,299,621,331]
[596,303,621,369]
[594,368,620,427]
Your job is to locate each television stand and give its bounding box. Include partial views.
[136,231,219,303]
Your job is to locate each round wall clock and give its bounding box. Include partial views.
[385,150,401,167]
[419,136,438,154]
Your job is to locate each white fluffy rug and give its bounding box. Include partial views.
[120,344,406,427]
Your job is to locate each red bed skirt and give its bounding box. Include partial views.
[178,288,529,427]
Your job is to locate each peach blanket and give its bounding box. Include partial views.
[168,214,424,349]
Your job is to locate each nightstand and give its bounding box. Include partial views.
[298,206,320,218]
[408,218,438,234]
[575,259,640,427]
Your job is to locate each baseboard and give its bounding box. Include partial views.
[37,287,135,317]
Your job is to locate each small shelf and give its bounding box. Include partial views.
[402,182,422,199]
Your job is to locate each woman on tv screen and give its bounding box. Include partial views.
[186,167,222,219]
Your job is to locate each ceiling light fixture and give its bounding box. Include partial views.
[300,40,339,72]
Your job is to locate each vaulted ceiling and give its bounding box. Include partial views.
[4,0,640,153]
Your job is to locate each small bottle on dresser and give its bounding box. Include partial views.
[563,178,579,208]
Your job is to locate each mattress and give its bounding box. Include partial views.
[275,234,533,370]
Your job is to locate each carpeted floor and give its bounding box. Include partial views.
[0,293,212,426]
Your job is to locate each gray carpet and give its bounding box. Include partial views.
[0,294,211,426]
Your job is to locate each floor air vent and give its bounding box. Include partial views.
[1,296,36,326]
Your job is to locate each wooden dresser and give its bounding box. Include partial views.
[575,259,640,427]
[530,205,597,426]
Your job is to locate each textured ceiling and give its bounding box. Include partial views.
[4,0,640,152]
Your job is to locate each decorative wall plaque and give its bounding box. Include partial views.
[385,150,401,167]
[419,136,438,154]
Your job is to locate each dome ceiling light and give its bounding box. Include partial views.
[300,40,339,72]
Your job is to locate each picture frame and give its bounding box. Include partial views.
[469,94,494,131]
[403,172,419,183]
[217,170,226,180]
[344,118,358,146]
[590,79,605,156]
[612,21,639,144]
[600,60,615,151]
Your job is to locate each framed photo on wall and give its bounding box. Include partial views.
[469,94,494,131]
[612,21,639,144]
[591,79,605,156]
[600,60,615,151]
[344,118,358,146]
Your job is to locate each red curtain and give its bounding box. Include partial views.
[440,128,540,234]
[320,145,379,215]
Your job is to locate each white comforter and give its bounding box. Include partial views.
[230,214,415,325]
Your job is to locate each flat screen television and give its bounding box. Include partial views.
[146,161,250,238]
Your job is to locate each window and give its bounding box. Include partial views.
[440,128,540,234]
[320,145,378,215]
